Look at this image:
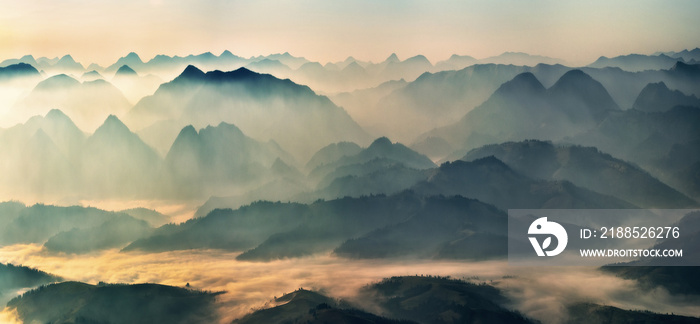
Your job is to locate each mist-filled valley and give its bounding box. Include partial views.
[0,47,699,324]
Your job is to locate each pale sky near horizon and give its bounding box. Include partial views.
[1,0,698,67]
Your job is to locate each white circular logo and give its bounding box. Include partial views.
[528,217,568,256]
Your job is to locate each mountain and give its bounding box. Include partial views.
[233,288,410,324]
[367,64,527,142]
[659,48,700,62]
[126,65,370,161]
[0,204,123,245]
[120,207,170,227]
[412,157,635,211]
[7,282,221,324]
[480,51,565,66]
[128,192,509,261]
[358,276,534,324]
[571,105,700,199]
[81,115,161,196]
[632,81,700,112]
[588,53,682,72]
[566,302,700,324]
[123,201,311,253]
[434,54,478,71]
[305,141,362,171]
[81,70,104,81]
[106,52,145,72]
[17,75,132,132]
[115,64,138,77]
[308,137,436,183]
[0,55,40,69]
[162,122,292,197]
[0,110,85,196]
[333,195,507,260]
[0,63,41,81]
[47,54,85,73]
[0,263,61,294]
[44,214,153,254]
[462,140,696,208]
[245,58,293,76]
[423,70,618,154]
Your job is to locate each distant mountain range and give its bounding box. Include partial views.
[126,65,370,161]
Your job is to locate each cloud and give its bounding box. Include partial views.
[0,245,698,323]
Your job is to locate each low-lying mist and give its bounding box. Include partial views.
[0,245,697,324]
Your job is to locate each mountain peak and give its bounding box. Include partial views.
[549,69,619,113]
[95,115,131,136]
[178,65,206,80]
[124,52,141,61]
[45,109,72,122]
[35,74,80,90]
[115,65,137,76]
[495,72,545,95]
[386,53,400,63]
[59,55,76,63]
[368,137,393,150]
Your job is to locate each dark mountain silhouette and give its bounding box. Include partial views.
[0,55,40,69]
[412,157,635,211]
[115,64,138,77]
[334,195,507,260]
[633,82,700,112]
[0,63,41,81]
[659,48,700,62]
[82,115,161,196]
[548,69,619,121]
[127,192,509,261]
[588,53,682,72]
[567,302,700,324]
[126,65,370,161]
[358,276,534,324]
[424,70,617,153]
[0,263,61,293]
[572,105,700,200]
[233,288,411,324]
[7,282,221,324]
[123,201,311,253]
[463,140,696,208]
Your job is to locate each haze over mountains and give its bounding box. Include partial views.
[0,48,699,323]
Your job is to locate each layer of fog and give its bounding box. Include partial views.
[0,245,698,324]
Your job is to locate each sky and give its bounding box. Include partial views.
[1,0,698,67]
